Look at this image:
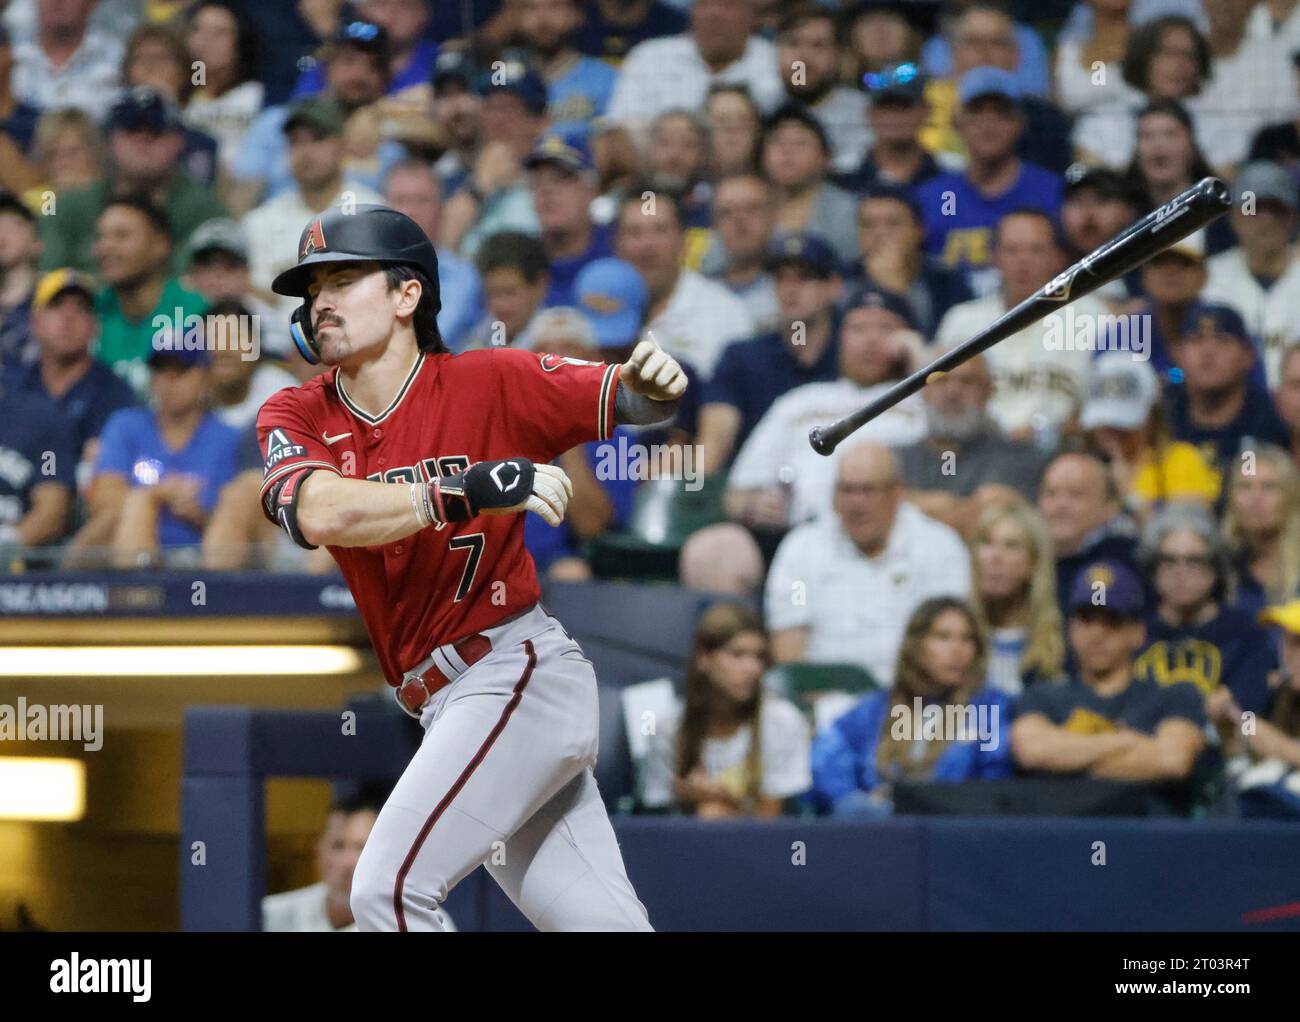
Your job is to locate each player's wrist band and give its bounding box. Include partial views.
[410,482,431,528]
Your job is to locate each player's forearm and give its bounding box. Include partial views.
[1090,731,1201,782]
[1011,719,1137,773]
[297,472,427,548]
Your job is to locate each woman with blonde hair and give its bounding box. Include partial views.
[641,603,810,818]
[0,108,104,203]
[1221,444,1300,615]
[811,597,1012,816]
[969,503,1065,695]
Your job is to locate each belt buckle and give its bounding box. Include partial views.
[395,672,428,719]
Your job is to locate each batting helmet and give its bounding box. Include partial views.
[272,204,441,365]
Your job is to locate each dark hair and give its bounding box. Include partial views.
[332,782,389,816]
[1121,15,1212,95]
[384,264,444,354]
[777,1,835,37]
[762,102,831,157]
[616,185,686,232]
[187,1,261,89]
[474,230,549,283]
[1123,99,1215,208]
[675,603,770,803]
[102,194,173,243]
[0,190,36,225]
[859,183,923,223]
[992,207,1067,253]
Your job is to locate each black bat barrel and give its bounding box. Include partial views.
[809,176,1233,456]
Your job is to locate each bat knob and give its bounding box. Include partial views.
[809,426,836,456]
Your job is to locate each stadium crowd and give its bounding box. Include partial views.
[2,0,1300,823]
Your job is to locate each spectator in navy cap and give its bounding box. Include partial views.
[1166,301,1291,472]
[761,103,861,268]
[440,60,549,257]
[837,62,942,195]
[851,184,972,339]
[699,230,843,474]
[1012,559,1208,815]
[39,87,229,277]
[524,134,613,308]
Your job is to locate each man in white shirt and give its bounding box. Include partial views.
[10,0,121,122]
[727,286,927,528]
[205,299,297,430]
[935,209,1103,440]
[1202,161,1300,385]
[606,0,783,137]
[614,188,755,377]
[262,791,458,932]
[679,285,925,598]
[241,98,383,321]
[764,441,972,684]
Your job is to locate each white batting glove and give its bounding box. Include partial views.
[620,332,688,401]
[521,463,572,526]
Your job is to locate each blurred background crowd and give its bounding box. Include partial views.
[2,0,1300,878]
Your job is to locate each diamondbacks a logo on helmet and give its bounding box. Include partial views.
[300,218,327,260]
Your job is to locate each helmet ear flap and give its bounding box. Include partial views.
[290,302,320,365]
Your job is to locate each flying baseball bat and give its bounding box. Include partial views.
[809,176,1233,456]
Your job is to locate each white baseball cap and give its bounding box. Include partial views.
[1080,353,1159,431]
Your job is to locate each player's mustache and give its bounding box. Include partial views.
[314,313,345,330]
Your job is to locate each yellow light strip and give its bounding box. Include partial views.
[0,645,363,677]
[0,758,85,820]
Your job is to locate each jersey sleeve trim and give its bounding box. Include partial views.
[599,362,618,442]
[259,459,342,501]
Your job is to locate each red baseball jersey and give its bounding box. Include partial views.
[256,348,620,686]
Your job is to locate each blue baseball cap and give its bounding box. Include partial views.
[1068,561,1145,619]
[475,61,548,116]
[958,66,1023,106]
[766,232,840,278]
[1180,302,1251,347]
[524,134,594,175]
[575,258,647,350]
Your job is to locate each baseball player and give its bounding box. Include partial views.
[256,205,685,931]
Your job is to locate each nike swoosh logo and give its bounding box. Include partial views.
[323,432,352,445]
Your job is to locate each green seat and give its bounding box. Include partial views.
[589,473,727,580]
[763,662,881,719]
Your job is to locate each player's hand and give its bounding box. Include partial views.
[620,333,687,401]
[479,463,573,526]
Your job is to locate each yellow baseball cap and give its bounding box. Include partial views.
[33,269,96,312]
[1260,599,1300,634]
